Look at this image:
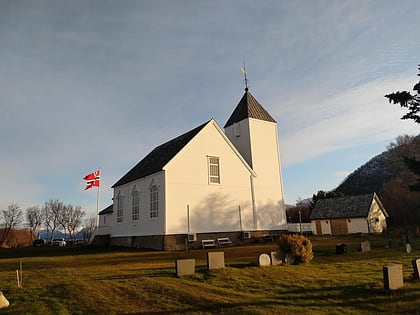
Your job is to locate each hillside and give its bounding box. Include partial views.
[334,151,404,196]
[335,135,420,196]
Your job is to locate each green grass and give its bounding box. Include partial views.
[0,236,419,314]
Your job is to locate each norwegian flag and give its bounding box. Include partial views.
[84,170,100,190]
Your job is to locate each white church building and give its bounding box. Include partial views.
[95,88,287,250]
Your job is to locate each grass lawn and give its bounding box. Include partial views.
[0,235,419,315]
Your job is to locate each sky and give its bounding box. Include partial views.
[1,0,419,219]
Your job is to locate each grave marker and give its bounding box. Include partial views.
[412,258,420,280]
[383,264,403,291]
[359,240,371,252]
[258,253,271,266]
[0,291,9,309]
[270,251,282,266]
[176,259,195,277]
[207,251,225,270]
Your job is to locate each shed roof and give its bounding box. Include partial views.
[112,120,209,188]
[309,193,385,220]
[224,89,276,128]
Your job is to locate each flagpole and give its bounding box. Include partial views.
[96,168,101,228]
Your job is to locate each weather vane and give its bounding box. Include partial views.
[241,62,249,91]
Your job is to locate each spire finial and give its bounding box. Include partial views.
[241,62,249,91]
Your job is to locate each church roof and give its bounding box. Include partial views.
[99,204,113,215]
[224,89,276,128]
[309,193,387,220]
[112,121,209,188]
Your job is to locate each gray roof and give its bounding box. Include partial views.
[224,89,276,128]
[112,120,209,188]
[309,193,386,220]
[99,204,113,215]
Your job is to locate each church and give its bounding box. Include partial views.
[95,87,287,250]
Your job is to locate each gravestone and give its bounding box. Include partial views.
[407,235,415,248]
[412,258,420,280]
[388,239,397,248]
[0,291,9,309]
[207,251,225,270]
[258,253,271,266]
[359,240,371,252]
[383,264,403,291]
[336,243,347,254]
[270,251,282,266]
[401,234,408,247]
[406,244,412,253]
[176,259,195,277]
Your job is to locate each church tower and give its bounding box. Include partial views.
[224,88,287,230]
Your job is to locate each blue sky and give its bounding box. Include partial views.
[1,0,419,218]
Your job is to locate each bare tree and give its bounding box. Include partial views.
[26,206,44,244]
[1,204,23,245]
[66,205,85,243]
[43,199,64,243]
[83,216,97,244]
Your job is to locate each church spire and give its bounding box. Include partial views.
[241,62,249,91]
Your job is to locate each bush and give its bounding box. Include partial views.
[278,234,313,264]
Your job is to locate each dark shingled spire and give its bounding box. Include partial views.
[224,90,276,128]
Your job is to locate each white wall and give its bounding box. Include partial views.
[368,198,388,233]
[347,218,369,234]
[226,118,287,230]
[164,120,256,234]
[110,172,165,237]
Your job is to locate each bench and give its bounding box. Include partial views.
[202,239,216,249]
[217,237,232,247]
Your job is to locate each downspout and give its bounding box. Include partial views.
[250,175,257,229]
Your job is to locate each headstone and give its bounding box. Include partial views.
[359,240,371,252]
[270,251,282,266]
[407,234,415,248]
[176,259,195,277]
[412,258,420,280]
[0,291,9,309]
[401,234,408,247]
[336,243,347,254]
[383,264,403,290]
[388,239,397,248]
[207,251,225,270]
[258,253,271,266]
[406,243,412,253]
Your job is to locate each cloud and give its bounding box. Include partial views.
[277,76,419,166]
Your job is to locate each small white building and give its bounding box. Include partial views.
[310,193,388,235]
[96,88,287,250]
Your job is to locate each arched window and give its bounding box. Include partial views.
[150,185,158,218]
[132,186,140,221]
[116,192,124,223]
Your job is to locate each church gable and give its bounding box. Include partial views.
[112,120,209,188]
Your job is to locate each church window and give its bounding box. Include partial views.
[132,188,140,221]
[208,156,220,184]
[116,193,123,223]
[150,185,159,218]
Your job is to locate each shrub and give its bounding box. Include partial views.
[278,234,313,264]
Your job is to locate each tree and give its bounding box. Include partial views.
[385,64,420,123]
[43,199,64,242]
[26,206,44,244]
[67,205,85,242]
[83,216,97,244]
[1,204,23,246]
[385,66,420,192]
[310,190,344,209]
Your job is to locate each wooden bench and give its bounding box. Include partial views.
[201,239,216,249]
[217,237,232,247]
